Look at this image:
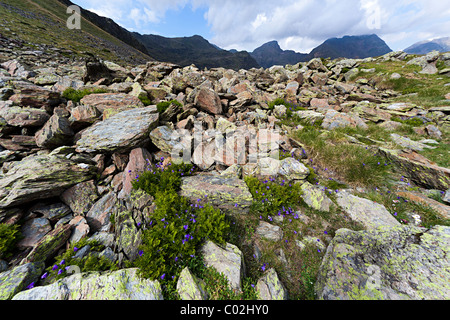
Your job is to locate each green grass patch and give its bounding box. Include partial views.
[62,87,108,103]
[293,126,394,188]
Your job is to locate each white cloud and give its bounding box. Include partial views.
[76,0,450,52]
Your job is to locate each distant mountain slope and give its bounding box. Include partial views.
[55,0,150,56]
[132,33,260,70]
[0,0,152,64]
[251,35,392,68]
[404,37,450,54]
[250,40,309,68]
[308,34,392,60]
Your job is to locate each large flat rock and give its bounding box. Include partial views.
[75,106,159,153]
[316,225,450,300]
[0,150,97,209]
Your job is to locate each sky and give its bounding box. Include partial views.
[71,0,450,53]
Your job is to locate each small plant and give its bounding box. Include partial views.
[0,223,21,259]
[42,239,118,283]
[62,87,108,103]
[245,176,303,221]
[156,99,183,113]
[139,95,152,106]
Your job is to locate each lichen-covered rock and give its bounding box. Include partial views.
[0,105,50,127]
[255,221,283,241]
[315,225,450,300]
[256,268,288,300]
[60,180,99,215]
[11,268,163,300]
[79,93,144,113]
[0,152,96,209]
[22,224,72,263]
[176,267,208,300]
[300,182,335,212]
[378,147,450,190]
[179,174,253,215]
[336,191,400,229]
[34,114,74,149]
[200,241,244,292]
[75,106,159,153]
[321,109,368,130]
[0,262,45,300]
[278,157,310,181]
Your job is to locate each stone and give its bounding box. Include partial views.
[75,106,159,153]
[194,87,223,115]
[425,124,442,140]
[30,202,72,224]
[12,268,163,300]
[180,174,253,215]
[256,268,288,300]
[0,105,50,127]
[176,267,208,300]
[192,139,216,170]
[336,191,400,229]
[23,224,72,263]
[0,262,45,300]
[300,182,335,212]
[86,191,118,233]
[321,110,368,130]
[255,221,283,241]
[149,125,178,153]
[114,207,142,262]
[390,133,435,152]
[378,148,450,190]
[68,215,90,243]
[35,114,74,149]
[17,217,52,248]
[118,147,152,199]
[315,225,450,300]
[278,157,310,181]
[9,81,60,108]
[0,152,96,209]
[200,241,244,292]
[60,180,99,215]
[68,104,101,129]
[80,93,144,114]
[396,191,450,220]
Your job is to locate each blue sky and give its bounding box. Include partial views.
[71,0,450,53]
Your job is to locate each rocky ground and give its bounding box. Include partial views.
[0,33,449,300]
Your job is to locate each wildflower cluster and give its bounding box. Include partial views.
[132,160,229,282]
[245,176,303,221]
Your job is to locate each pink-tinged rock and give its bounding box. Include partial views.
[310,98,330,110]
[17,217,51,248]
[9,81,60,108]
[118,147,152,199]
[80,93,144,113]
[194,87,223,115]
[68,104,101,129]
[321,110,368,130]
[69,216,90,243]
[0,105,50,127]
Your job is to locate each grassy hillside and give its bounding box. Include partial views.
[0,0,151,65]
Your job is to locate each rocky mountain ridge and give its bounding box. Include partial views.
[0,32,449,301]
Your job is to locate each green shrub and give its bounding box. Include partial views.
[245,176,303,221]
[0,223,21,259]
[62,87,108,103]
[139,95,152,106]
[156,99,183,113]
